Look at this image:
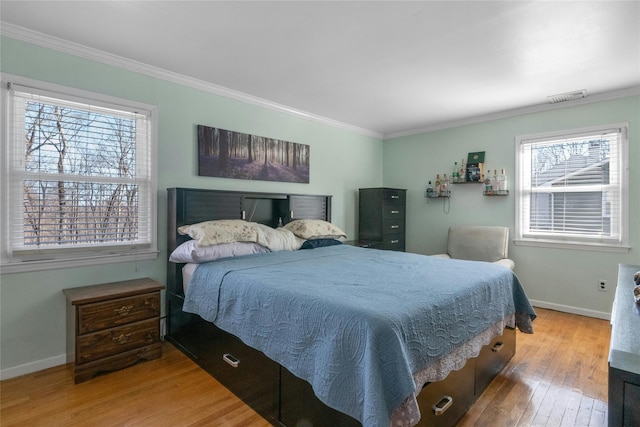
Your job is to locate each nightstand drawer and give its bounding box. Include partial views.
[76,318,160,363]
[78,293,160,334]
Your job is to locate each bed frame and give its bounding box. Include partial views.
[165,187,515,427]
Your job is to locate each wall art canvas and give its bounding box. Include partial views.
[197,125,310,183]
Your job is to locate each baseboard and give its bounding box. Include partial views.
[0,353,68,381]
[529,299,611,321]
[1,318,168,381]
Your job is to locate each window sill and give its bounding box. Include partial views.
[1,250,159,274]
[514,238,630,253]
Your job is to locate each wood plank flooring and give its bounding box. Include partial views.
[0,308,610,427]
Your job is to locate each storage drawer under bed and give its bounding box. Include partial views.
[475,326,515,396]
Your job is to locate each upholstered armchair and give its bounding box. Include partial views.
[432,226,514,271]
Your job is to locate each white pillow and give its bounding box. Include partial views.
[169,240,269,263]
[255,224,304,251]
[283,219,347,240]
[177,219,259,247]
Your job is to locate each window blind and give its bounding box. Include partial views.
[516,125,627,248]
[6,83,153,257]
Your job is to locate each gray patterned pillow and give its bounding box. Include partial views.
[178,219,259,247]
[283,219,347,240]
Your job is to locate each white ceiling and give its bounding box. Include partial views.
[1,1,639,138]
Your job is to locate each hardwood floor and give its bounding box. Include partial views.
[0,308,610,427]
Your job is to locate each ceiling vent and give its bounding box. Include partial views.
[547,89,588,104]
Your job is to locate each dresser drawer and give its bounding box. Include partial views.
[380,235,405,251]
[382,204,405,219]
[382,219,405,234]
[383,189,406,205]
[76,318,160,363]
[78,293,160,334]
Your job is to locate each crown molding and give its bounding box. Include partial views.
[1,22,383,139]
[384,86,640,140]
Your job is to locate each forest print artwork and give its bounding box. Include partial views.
[198,125,310,183]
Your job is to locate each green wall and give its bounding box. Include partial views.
[0,36,383,376]
[383,95,640,317]
[2,33,638,378]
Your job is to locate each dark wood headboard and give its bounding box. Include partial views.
[166,187,332,295]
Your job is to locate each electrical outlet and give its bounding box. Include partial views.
[598,280,607,292]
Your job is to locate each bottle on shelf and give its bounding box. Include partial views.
[441,174,449,196]
[493,169,499,192]
[426,181,434,198]
[483,169,494,195]
[435,174,442,196]
[459,159,466,183]
[499,169,508,194]
[452,161,459,183]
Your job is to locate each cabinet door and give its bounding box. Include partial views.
[288,195,330,221]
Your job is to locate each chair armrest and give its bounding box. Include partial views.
[494,258,515,271]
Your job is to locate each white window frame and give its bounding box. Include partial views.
[1,74,158,273]
[514,123,629,252]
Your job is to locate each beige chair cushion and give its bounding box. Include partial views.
[433,226,514,270]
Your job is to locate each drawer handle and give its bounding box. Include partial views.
[390,240,399,244]
[391,210,399,214]
[492,342,504,353]
[114,305,133,316]
[433,395,453,416]
[112,333,132,344]
[391,195,399,199]
[390,225,400,229]
[223,353,240,368]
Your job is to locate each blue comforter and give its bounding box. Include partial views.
[183,245,535,427]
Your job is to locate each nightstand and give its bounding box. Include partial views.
[343,240,381,249]
[64,278,164,383]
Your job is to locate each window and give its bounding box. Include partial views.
[1,77,157,272]
[515,123,629,251]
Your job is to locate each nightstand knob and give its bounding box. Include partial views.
[112,333,132,344]
[114,305,133,315]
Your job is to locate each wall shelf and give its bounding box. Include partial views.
[483,191,509,196]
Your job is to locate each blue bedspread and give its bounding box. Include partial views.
[183,245,536,427]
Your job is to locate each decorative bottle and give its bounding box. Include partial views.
[452,162,459,184]
[441,174,449,196]
[459,159,466,183]
[435,174,441,196]
[484,169,494,195]
[426,181,434,198]
[499,169,508,194]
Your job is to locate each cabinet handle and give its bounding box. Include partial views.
[391,210,399,214]
[491,342,504,353]
[112,333,131,344]
[391,195,399,199]
[241,210,246,220]
[433,395,453,416]
[114,305,133,316]
[390,225,399,229]
[290,210,294,219]
[223,353,240,368]
[390,240,399,244]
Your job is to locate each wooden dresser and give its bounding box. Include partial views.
[358,187,406,251]
[608,264,640,426]
[64,278,164,383]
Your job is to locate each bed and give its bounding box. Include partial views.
[165,187,536,427]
